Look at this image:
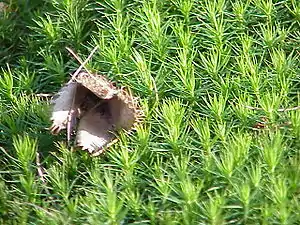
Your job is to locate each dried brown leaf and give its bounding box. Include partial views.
[50,71,143,155]
[75,102,115,154]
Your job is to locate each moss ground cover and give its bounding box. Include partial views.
[0,0,299,224]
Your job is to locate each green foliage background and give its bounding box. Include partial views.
[0,0,299,224]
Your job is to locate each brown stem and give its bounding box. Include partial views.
[66,46,99,81]
[244,105,300,112]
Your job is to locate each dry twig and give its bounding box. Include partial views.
[66,46,99,81]
[36,152,51,195]
[244,105,300,112]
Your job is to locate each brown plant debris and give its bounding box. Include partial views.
[50,70,143,156]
